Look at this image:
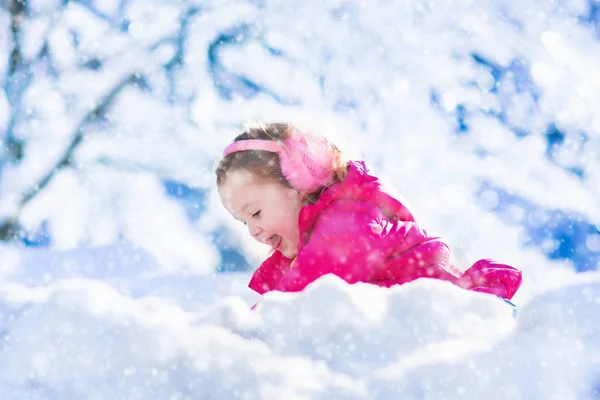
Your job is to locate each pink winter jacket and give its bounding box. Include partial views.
[249,161,522,300]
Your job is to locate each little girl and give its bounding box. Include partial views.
[216,122,522,300]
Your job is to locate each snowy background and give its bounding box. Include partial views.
[1,0,600,398]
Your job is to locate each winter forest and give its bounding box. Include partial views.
[1,0,600,398]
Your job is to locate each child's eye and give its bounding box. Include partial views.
[252,210,261,218]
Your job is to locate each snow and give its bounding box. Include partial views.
[1,0,599,397]
[1,248,600,399]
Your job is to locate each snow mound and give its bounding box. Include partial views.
[1,274,599,399]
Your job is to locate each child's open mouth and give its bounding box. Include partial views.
[270,235,282,251]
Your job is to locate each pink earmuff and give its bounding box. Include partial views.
[222,134,336,192]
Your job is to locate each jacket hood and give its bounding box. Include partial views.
[297,160,415,246]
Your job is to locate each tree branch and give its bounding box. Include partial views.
[3,0,27,163]
[7,0,25,77]
[0,72,138,241]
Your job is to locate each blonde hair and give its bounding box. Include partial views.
[215,122,347,200]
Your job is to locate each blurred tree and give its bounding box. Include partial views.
[0,0,228,273]
[0,0,597,275]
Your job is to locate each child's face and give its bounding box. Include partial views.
[218,170,305,259]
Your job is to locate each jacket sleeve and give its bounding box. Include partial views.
[458,259,523,300]
[248,251,292,295]
[274,200,452,292]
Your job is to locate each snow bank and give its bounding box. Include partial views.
[1,273,598,399]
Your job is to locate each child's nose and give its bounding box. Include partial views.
[248,224,262,239]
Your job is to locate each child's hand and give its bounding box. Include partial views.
[460,259,523,300]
